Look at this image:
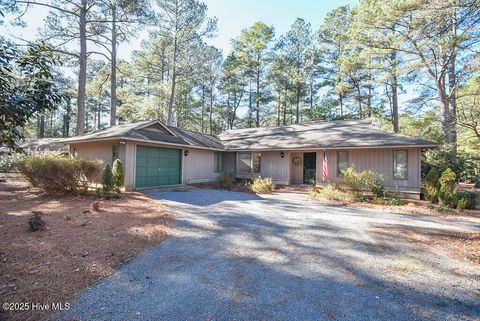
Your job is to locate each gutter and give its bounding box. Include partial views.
[224,144,439,152]
[60,136,226,152]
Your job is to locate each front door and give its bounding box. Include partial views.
[303,152,316,184]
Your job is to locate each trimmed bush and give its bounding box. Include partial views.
[424,168,441,203]
[248,177,275,194]
[455,190,477,210]
[216,172,235,190]
[341,166,385,196]
[439,168,457,207]
[309,184,355,202]
[112,159,125,189]
[456,198,468,212]
[102,163,114,193]
[28,211,46,231]
[16,154,101,193]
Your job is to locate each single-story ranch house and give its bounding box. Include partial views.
[62,119,438,198]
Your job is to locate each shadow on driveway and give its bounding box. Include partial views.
[58,189,480,321]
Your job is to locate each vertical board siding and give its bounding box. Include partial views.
[183,149,219,183]
[260,151,288,184]
[323,148,421,193]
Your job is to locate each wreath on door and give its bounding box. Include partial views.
[292,156,303,166]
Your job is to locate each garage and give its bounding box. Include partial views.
[135,145,181,188]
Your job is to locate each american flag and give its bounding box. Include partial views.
[322,150,328,181]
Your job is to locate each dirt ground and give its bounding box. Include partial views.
[0,175,173,321]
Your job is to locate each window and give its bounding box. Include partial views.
[394,150,408,180]
[237,152,261,173]
[112,144,120,163]
[214,152,224,173]
[337,151,349,175]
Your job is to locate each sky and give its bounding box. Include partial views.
[203,0,358,54]
[4,0,358,58]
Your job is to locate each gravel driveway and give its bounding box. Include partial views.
[59,189,480,321]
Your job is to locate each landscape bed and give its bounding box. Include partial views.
[0,174,173,321]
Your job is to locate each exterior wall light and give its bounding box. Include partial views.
[119,140,126,144]
[184,150,190,156]
[280,151,285,158]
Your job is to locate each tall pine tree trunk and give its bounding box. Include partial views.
[255,66,260,127]
[76,0,87,135]
[391,51,399,133]
[167,23,178,125]
[339,93,343,117]
[201,86,205,133]
[209,87,214,134]
[295,87,300,124]
[110,6,117,127]
[447,8,457,148]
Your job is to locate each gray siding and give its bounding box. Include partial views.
[183,149,219,184]
[260,151,289,184]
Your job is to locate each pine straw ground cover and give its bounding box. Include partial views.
[0,174,173,321]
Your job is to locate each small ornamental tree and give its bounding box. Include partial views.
[439,168,457,207]
[112,159,125,190]
[102,163,114,193]
[424,168,441,203]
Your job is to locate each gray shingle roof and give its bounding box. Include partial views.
[60,119,437,150]
[217,120,438,150]
[61,120,225,150]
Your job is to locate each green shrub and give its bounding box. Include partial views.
[341,166,384,196]
[28,211,46,231]
[424,168,441,202]
[439,168,457,207]
[15,154,101,194]
[385,197,402,206]
[0,152,26,172]
[216,172,235,190]
[112,159,124,189]
[64,214,73,221]
[423,146,479,182]
[309,183,355,202]
[456,198,468,212]
[248,177,275,194]
[424,203,436,210]
[102,163,114,193]
[455,190,477,210]
[436,205,454,214]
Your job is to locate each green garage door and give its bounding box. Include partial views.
[135,146,181,188]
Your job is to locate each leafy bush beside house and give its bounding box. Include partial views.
[102,163,114,193]
[16,154,101,194]
[248,177,275,194]
[309,183,355,202]
[112,159,125,189]
[424,168,441,202]
[455,190,477,210]
[439,168,457,207]
[216,172,235,190]
[340,166,385,197]
[423,146,479,183]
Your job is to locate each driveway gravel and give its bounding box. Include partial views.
[59,189,480,321]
